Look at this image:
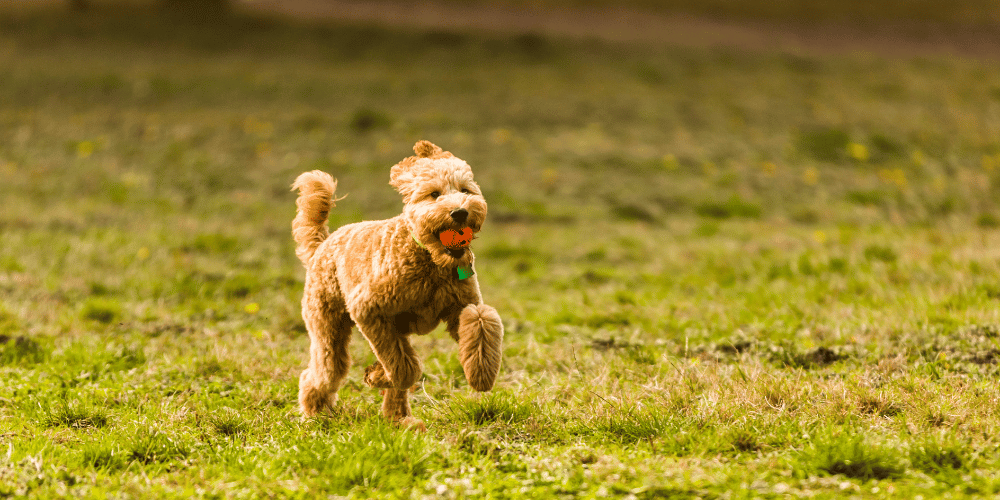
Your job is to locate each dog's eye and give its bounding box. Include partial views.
[461,188,470,194]
[430,191,440,199]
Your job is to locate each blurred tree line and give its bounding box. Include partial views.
[69,0,229,14]
[59,0,1000,27]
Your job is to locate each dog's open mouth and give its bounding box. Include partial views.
[435,227,475,258]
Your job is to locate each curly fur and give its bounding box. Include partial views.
[458,304,504,391]
[291,140,504,429]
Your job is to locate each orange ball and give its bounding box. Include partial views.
[439,227,474,248]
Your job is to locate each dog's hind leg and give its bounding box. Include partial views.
[382,388,426,431]
[298,292,353,417]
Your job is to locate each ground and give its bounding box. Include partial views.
[1,4,1000,499]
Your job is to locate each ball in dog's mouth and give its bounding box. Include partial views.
[438,227,474,249]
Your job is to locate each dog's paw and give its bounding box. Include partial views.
[457,304,504,392]
[398,416,426,432]
[363,361,394,388]
[298,386,337,418]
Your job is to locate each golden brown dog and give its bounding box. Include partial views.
[291,140,504,429]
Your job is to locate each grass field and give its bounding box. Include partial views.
[2,5,1000,499]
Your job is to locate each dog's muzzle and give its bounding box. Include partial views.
[450,208,469,225]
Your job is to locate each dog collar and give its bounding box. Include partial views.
[411,233,475,280]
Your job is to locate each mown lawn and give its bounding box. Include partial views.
[1,6,1000,499]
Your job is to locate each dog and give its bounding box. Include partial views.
[291,140,504,430]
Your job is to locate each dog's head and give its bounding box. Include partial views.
[391,140,487,268]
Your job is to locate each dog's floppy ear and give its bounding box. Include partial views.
[391,141,454,201]
[413,140,454,159]
[389,158,416,201]
[414,140,442,158]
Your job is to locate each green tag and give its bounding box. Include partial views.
[457,265,474,280]
[414,232,474,279]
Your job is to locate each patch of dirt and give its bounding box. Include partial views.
[806,346,844,366]
[590,336,631,350]
[970,348,1000,365]
[240,0,1000,59]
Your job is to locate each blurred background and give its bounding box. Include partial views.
[2,0,1000,342]
[2,0,999,338]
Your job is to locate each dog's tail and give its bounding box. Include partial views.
[291,170,339,266]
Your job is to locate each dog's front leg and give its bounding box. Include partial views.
[357,316,425,429]
[447,303,504,392]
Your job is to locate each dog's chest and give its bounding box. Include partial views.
[395,285,455,335]
[395,265,474,332]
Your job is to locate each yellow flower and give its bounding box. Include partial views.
[760,161,777,177]
[802,167,819,186]
[662,154,679,171]
[847,143,869,162]
[244,303,260,314]
[77,141,94,159]
[878,168,907,189]
[983,154,998,172]
[136,247,150,261]
[813,230,827,244]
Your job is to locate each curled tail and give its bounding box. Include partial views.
[291,170,339,266]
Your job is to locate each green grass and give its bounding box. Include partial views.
[450,390,534,425]
[1,4,1000,498]
[807,435,907,481]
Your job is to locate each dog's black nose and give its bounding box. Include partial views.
[450,208,469,224]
